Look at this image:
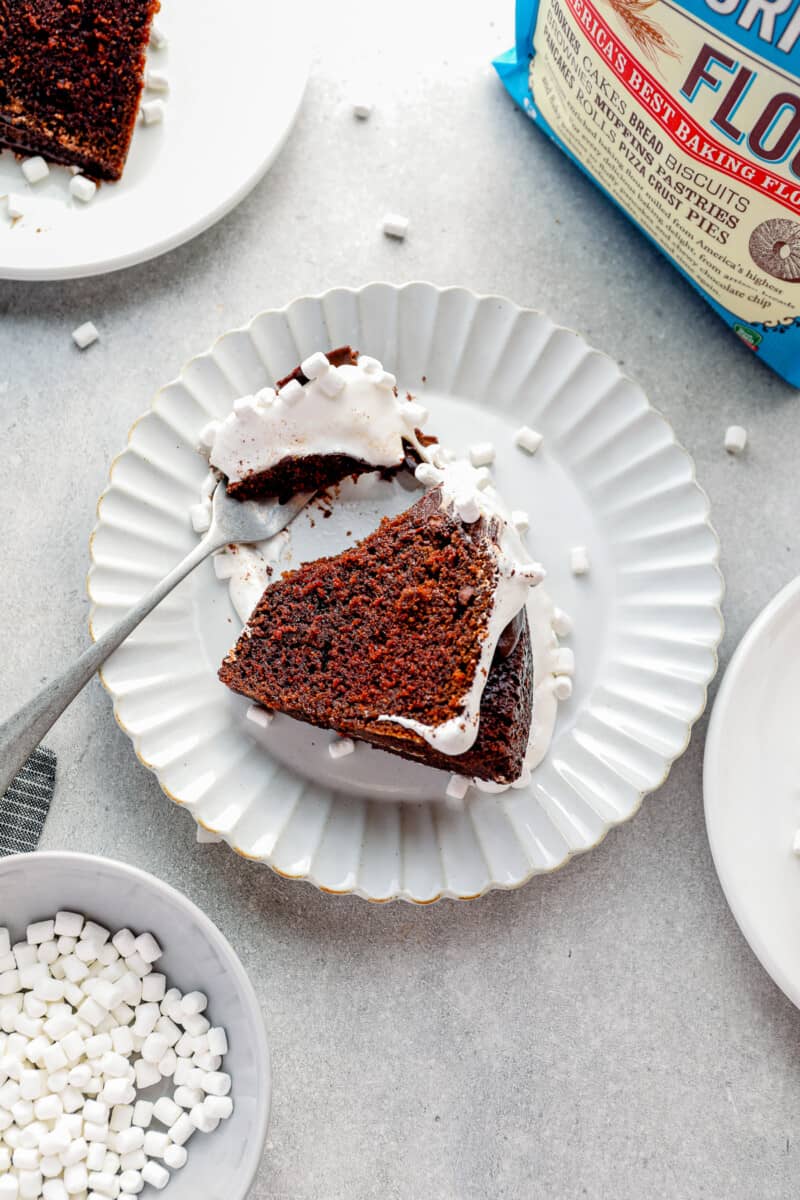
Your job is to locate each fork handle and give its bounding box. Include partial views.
[0,531,225,799]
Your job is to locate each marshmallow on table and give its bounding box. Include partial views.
[382,212,409,239]
[724,425,747,455]
[149,21,168,48]
[353,101,372,119]
[245,705,273,730]
[71,322,99,350]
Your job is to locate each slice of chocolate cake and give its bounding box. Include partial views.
[203,347,435,505]
[218,464,545,785]
[0,0,160,181]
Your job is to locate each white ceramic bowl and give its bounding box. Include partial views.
[0,852,270,1198]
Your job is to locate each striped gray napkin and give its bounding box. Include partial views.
[0,747,57,856]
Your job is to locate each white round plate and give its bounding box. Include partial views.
[705,578,800,1007]
[0,0,308,280]
[88,283,723,903]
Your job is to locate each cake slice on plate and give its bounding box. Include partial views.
[204,347,435,504]
[218,462,544,785]
[0,0,160,180]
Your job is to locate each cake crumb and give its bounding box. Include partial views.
[382,213,409,240]
[72,321,99,350]
[724,425,747,455]
[513,425,543,455]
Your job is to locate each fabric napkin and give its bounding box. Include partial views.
[0,747,57,856]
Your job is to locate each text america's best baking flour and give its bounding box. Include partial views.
[495,0,800,381]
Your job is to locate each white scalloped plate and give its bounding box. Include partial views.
[88,283,723,903]
[0,0,308,280]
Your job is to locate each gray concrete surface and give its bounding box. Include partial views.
[2,1,799,1196]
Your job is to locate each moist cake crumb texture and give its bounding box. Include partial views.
[219,487,534,784]
[0,0,160,181]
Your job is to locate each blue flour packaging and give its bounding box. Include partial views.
[495,0,800,383]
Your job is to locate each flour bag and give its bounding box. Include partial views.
[495,0,800,383]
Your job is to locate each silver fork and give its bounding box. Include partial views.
[0,485,312,798]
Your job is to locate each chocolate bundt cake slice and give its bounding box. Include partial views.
[218,485,537,785]
[0,0,160,180]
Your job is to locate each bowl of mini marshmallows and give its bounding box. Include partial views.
[0,852,270,1200]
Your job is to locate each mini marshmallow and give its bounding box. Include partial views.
[316,369,346,399]
[130,1101,152,1130]
[82,923,110,947]
[69,176,96,204]
[180,993,207,1017]
[206,1028,228,1057]
[141,1161,169,1190]
[212,553,235,581]
[85,1144,106,1173]
[203,1095,233,1120]
[140,1034,168,1064]
[142,1131,168,1159]
[468,442,495,468]
[553,676,573,701]
[415,463,442,488]
[124,953,151,979]
[26,921,55,945]
[72,322,99,350]
[118,1170,143,1195]
[167,1113,193,1146]
[246,705,273,729]
[382,212,409,239]
[513,425,543,455]
[445,775,470,802]
[149,21,168,48]
[132,933,160,965]
[6,194,24,220]
[328,738,355,760]
[570,545,590,576]
[455,492,480,524]
[133,1060,159,1091]
[21,156,49,184]
[724,424,747,455]
[188,1104,218,1134]
[189,503,211,533]
[511,510,530,532]
[553,647,575,676]
[145,69,169,92]
[552,607,573,637]
[140,100,165,126]
[353,101,372,119]
[300,352,329,380]
[278,378,303,405]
